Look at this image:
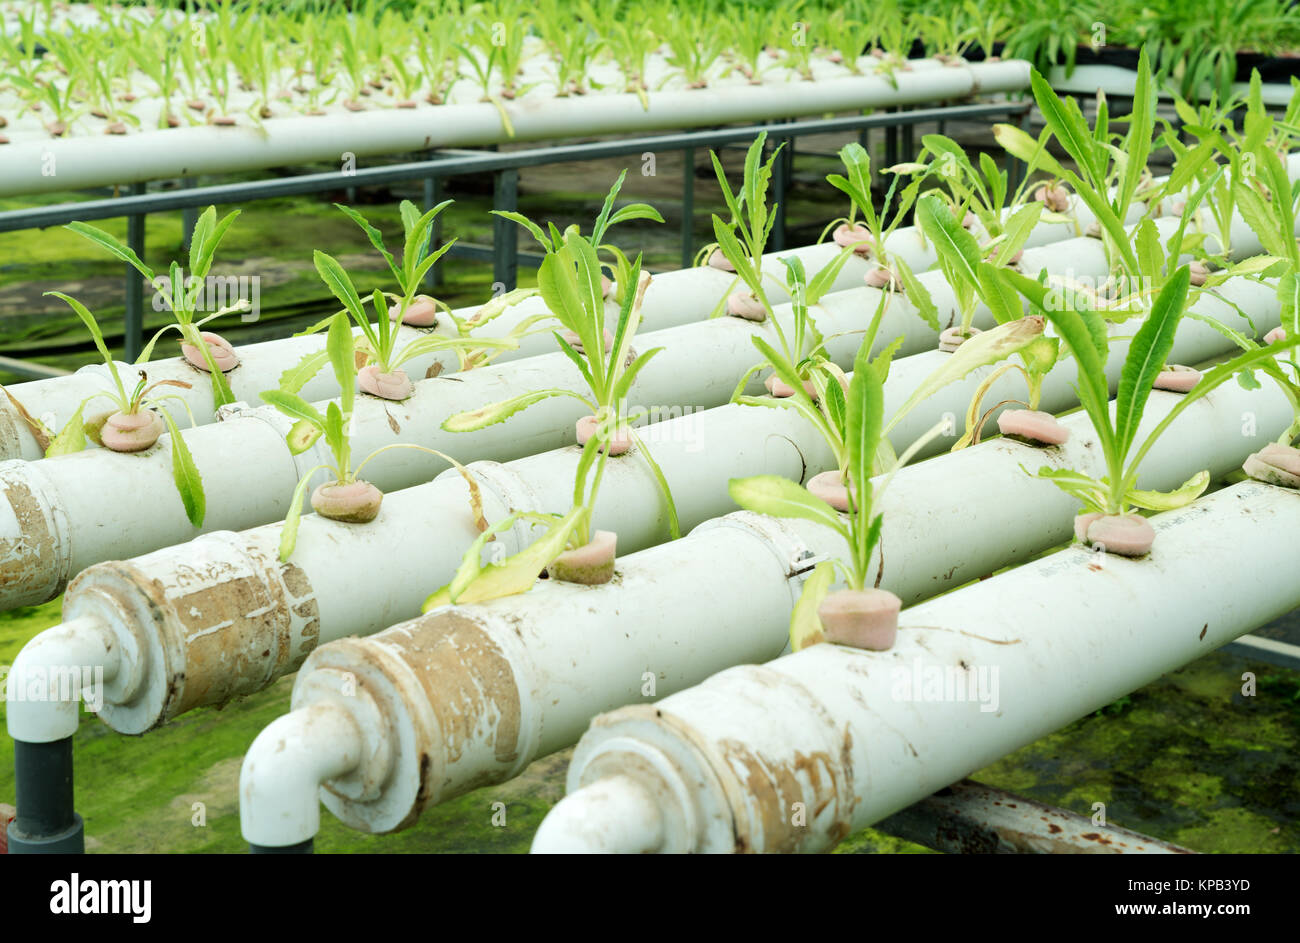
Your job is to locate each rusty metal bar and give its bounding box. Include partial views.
[872,780,1196,854]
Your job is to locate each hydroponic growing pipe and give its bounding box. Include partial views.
[533,480,1300,853]
[0,61,1033,197]
[0,227,1118,609]
[6,146,1292,463]
[0,239,871,463]
[234,368,1292,849]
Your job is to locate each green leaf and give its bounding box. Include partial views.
[789,560,835,652]
[260,389,326,430]
[728,474,848,536]
[846,339,883,511]
[326,311,356,417]
[492,210,553,252]
[190,208,240,282]
[1114,265,1191,459]
[1032,465,1108,513]
[1126,470,1209,511]
[425,507,587,610]
[65,221,155,281]
[46,291,116,374]
[279,464,330,562]
[157,408,205,527]
[992,122,1067,180]
[286,419,322,454]
[45,403,86,457]
[892,258,939,331]
[605,203,665,229]
[976,263,1025,325]
[917,193,981,295]
[278,347,332,395]
[886,317,1049,435]
[335,202,401,285]
[313,250,373,340]
[442,388,589,433]
[1030,69,1100,185]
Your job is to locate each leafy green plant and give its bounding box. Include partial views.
[66,206,247,409]
[727,338,945,652]
[441,240,679,535]
[707,131,786,315]
[994,52,1161,295]
[908,134,1043,262]
[494,168,664,306]
[1027,265,1300,519]
[41,291,206,525]
[823,140,923,280]
[425,251,678,609]
[262,311,483,562]
[912,191,1043,342]
[306,200,520,383]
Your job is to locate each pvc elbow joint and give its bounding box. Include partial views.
[6,616,120,744]
[239,703,366,851]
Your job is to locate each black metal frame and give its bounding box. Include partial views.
[0,100,1030,378]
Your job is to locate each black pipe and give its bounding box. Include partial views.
[7,737,84,854]
[249,837,315,854]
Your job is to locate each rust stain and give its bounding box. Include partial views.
[718,739,850,853]
[1047,823,1063,834]
[0,476,58,602]
[384,612,522,789]
[1199,624,1208,640]
[169,568,295,716]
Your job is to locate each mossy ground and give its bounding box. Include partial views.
[2,119,1293,854]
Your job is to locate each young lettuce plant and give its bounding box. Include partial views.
[1028,265,1300,555]
[994,51,1161,296]
[728,340,943,654]
[262,311,484,562]
[40,291,206,525]
[914,192,1039,345]
[307,200,519,400]
[708,131,785,320]
[66,206,247,409]
[908,133,1044,267]
[493,167,664,306]
[441,242,680,545]
[824,141,924,292]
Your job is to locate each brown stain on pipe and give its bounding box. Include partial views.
[376,612,523,803]
[0,476,59,603]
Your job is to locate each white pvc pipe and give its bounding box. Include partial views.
[0,238,869,463]
[242,359,1293,838]
[238,702,365,850]
[4,616,121,743]
[542,480,1300,853]
[0,61,1032,196]
[0,229,1117,610]
[43,397,830,734]
[23,308,1289,738]
[1046,64,1298,107]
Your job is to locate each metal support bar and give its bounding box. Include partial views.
[492,168,519,291]
[769,134,788,252]
[873,779,1196,855]
[1223,632,1300,673]
[180,176,198,251]
[124,182,146,362]
[681,146,695,270]
[885,108,900,168]
[901,112,915,162]
[423,172,442,291]
[0,355,69,380]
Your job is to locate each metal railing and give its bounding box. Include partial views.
[0,100,1030,378]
